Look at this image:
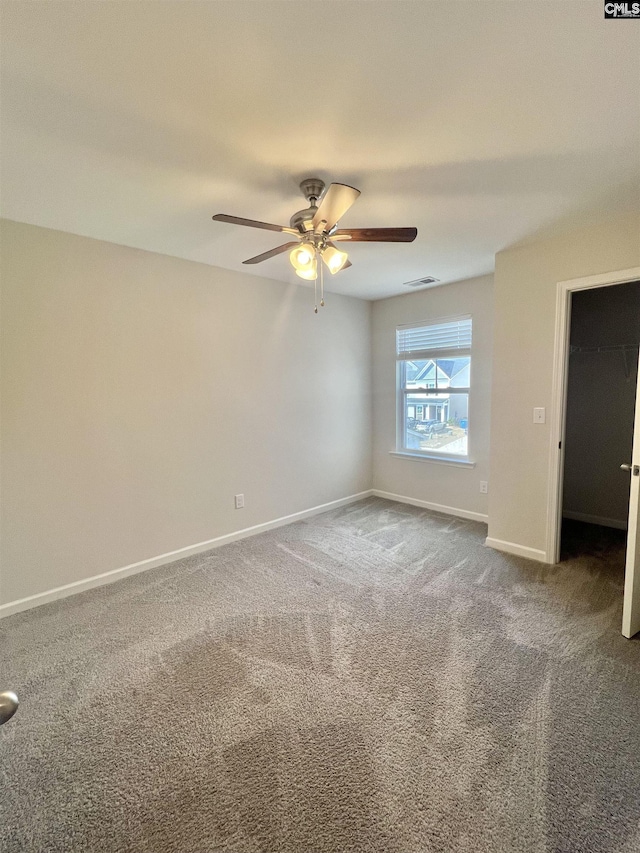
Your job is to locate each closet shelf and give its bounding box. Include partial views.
[569,343,639,380]
[569,343,639,354]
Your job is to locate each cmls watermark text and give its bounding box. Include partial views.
[604,2,640,17]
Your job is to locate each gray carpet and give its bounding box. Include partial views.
[1,497,639,853]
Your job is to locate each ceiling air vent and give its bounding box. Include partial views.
[403,276,440,288]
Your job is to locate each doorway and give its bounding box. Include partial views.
[561,281,640,554]
[547,267,640,637]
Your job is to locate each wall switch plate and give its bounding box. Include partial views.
[533,407,546,424]
[235,494,244,509]
[480,481,488,494]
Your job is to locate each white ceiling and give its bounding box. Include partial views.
[1,1,639,300]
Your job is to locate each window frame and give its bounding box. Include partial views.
[396,315,472,462]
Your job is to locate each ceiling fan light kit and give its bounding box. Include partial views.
[321,244,349,274]
[212,178,417,311]
[290,241,316,272]
[294,256,317,281]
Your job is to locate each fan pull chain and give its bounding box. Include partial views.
[320,258,325,307]
[314,255,318,314]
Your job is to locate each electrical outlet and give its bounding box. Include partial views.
[235,494,244,509]
[480,481,488,494]
[533,407,546,424]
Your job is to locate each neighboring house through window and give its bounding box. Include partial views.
[396,316,472,458]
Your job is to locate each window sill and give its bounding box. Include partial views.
[389,451,476,468]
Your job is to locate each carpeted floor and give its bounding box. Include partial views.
[1,497,639,853]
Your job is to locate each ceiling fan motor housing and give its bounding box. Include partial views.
[299,178,325,204]
[290,207,317,233]
[290,178,326,233]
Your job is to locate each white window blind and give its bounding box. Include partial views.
[396,316,472,359]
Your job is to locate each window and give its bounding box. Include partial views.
[396,316,471,458]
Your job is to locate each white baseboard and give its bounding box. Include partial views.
[0,490,374,619]
[562,510,627,531]
[484,537,548,563]
[372,489,488,524]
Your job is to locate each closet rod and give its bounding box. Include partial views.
[569,343,639,354]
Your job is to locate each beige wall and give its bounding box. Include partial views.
[4,212,638,607]
[372,274,493,518]
[0,220,372,605]
[488,213,640,557]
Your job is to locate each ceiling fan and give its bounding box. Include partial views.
[212,179,417,307]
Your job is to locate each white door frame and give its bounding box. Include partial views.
[622,376,640,638]
[546,266,640,565]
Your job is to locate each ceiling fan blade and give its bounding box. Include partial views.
[312,183,361,232]
[212,214,298,235]
[242,242,299,265]
[331,227,417,242]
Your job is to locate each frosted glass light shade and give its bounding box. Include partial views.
[295,257,317,280]
[290,243,316,272]
[322,245,349,274]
